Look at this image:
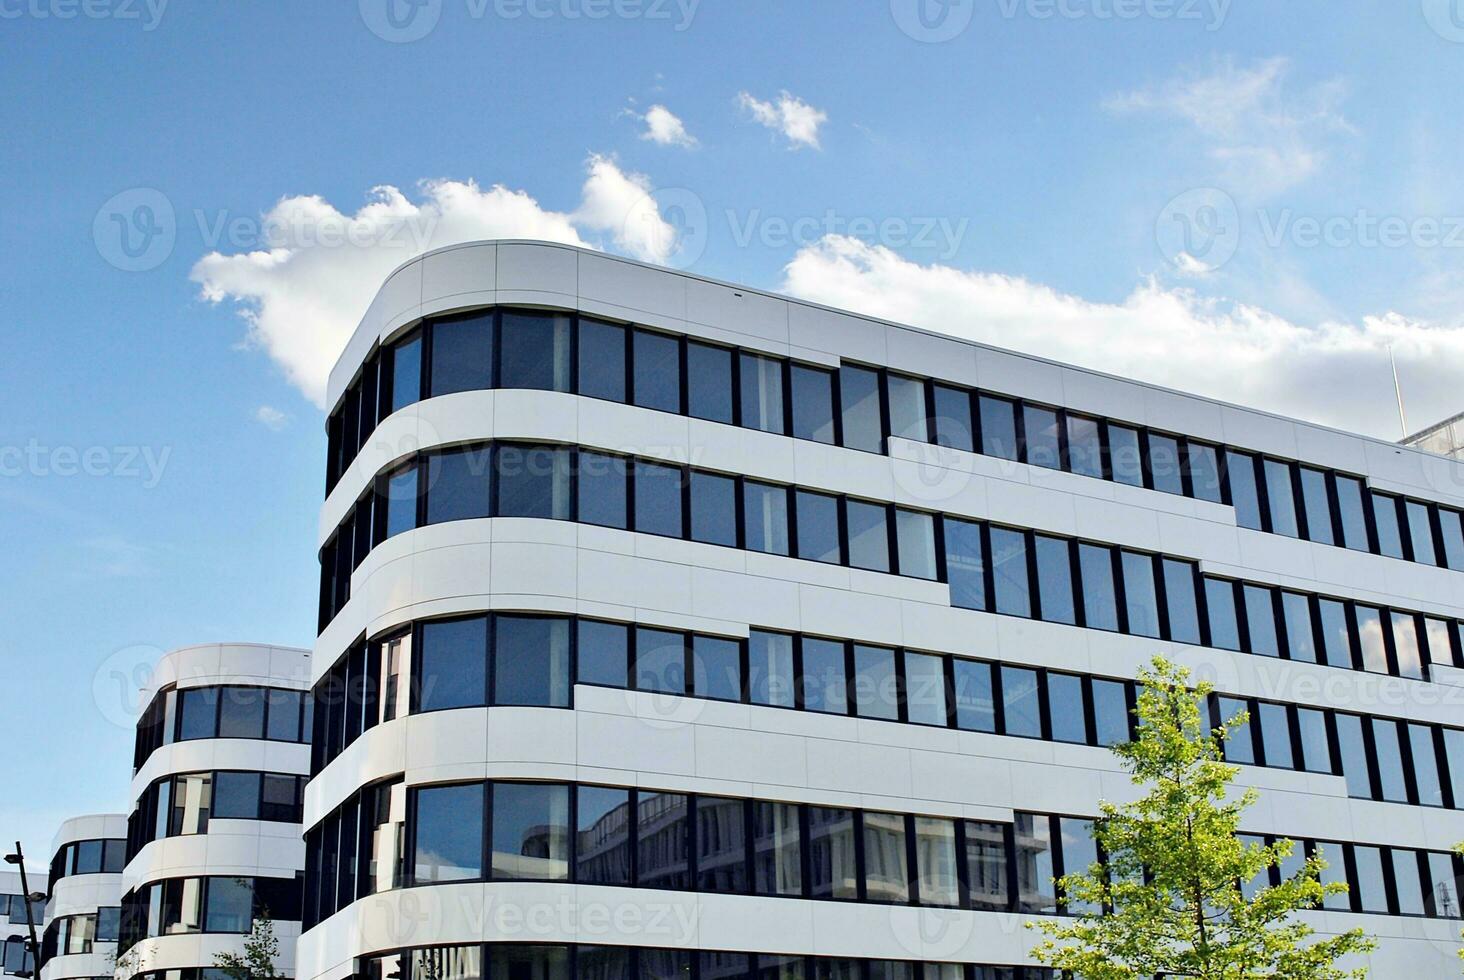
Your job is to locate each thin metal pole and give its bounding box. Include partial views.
[11,842,42,980]
[1390,344,1409,439]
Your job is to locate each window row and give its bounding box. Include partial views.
[359,943,1055,980]
[1,895,43,927]
[1,938,34,978]
[117,875,303,952]
[41,909,120,960]
[326,307,1464,573]
[128,970,233,980]
[133,685,310,771]
[126,770,308,860]
[306,778,1464,930]
[309,612,1464,813]
[48,839,125,890]
[317,443,1464,689]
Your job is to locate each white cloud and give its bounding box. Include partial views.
[737,90,827,150]
[638,104,698,148]
[254,405,288,430]
[780,236,1464,441]
[1104,57,1351,198]
[192,156,680,407]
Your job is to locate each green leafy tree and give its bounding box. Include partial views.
[1031,656,1375,979]
[213,909,286,980]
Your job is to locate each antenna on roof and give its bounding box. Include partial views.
[1389,344,1409,440]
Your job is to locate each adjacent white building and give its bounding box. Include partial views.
[115,643,311,980]
[40,814,126,980]
[296,240,1464,979]
[2,869,44,979]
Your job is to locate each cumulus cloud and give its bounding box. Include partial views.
[254,405,288,430]
[192,156,678,407]
[737,90,827,150]
[637,104,698,148]
[781,236,1464,440]
[1104,57,1352,198]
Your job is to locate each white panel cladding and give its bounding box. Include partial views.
[131,738,310,801]
[138,643,310,710]
[121,823,305,895]
[420,242,498,313]
[118,923,301,977]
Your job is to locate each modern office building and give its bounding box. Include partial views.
[301,240,1464,980]
[116,643,312,980]
[40,814,126,980]
[2,869,45,979]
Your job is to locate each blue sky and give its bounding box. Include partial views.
[3,1,1464,860]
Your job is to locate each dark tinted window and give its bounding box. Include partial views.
[425,446,491,524]
[689,473,737,547]
[1262,460,1298,537]
[1091,679,1129,746]
[494,616,570,707]
[430,311,494,396]
[1409,724,1443,807]
[1407,500,1437,565]
[1243,585,1279,657]
[632,330,681,413]
[1204,578,1241,651]
[990,528,1030,617]
[952,659,995,733]
[1439,508,1464,569]
[633,462,684,537]
[384,463,419,539]
[693,635,742,702]
[576,786,632,885]
[178,688,218,741]
[218,689,265,739]
[862,810,910,902]
[636,791,688,890]
[1014,813,1056,913]
[686,342,733,423]
[838,365,883,453]
[576,620,628,688]
[413,784,483,882]
[846,500,890,573]
[964,821,1009,911]
[801,638,847,715]
[1217,696,1254,764]
[1317,598,1353,668]
[417,617,487,712]
[944,518,986,611]
[807,806,858,900]
[1334,714,1373,798]
[389,330,423,413]
[577,451,628,529]
[978,396,1018,461]
[495,445,570,519]
[1147,434,1183,494]
[743,481,789,555]
[1065,415,1102,478]
[752,801,802,896]
[1371,719,1408,802]
[1022,405,1060,470]
[1034,535,1075,625]
[1296,707,1331,773]
[491,782,569,880]
[1257,702,1293,769]
[1162,559,1201,643]
[795,491,841,564]
[1298,467,1333,544]
[1187,442,1223,502]
[790,366,836,444]
[635,628,686,695]
[852,645,899,721]
[1121,552,1159,638]
[887,374,927,442]
[1047,673,1085,744]
[695,796,749,893]
[1372,493,1404,558]
[1000,666,1041,738]
[1078,543,1118,631]
[748,631,795,708]
[932,385,974,452]
[577,318,626,402]
[498,310,570,391]
[1107,424,1143,487]
[1333,475,1370,551]
[740,353,786,434]
[1281,592,1317,662]
[1226,451,1262,530]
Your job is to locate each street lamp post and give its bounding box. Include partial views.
[4,843,44,980]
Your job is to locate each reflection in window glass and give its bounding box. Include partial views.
[576,620,628,688]
[1243,585,1279,658]
[219,689,265,739]
[1298,468,1333,544]
[577,318,626,402]
[1066,416,1103,478]
[1034,535,1075,625]
[491,946,568,980]
[1373,493,1404,558]
[852,645,899,721]
[1121,552,1159,638]
[1257,702,1293,769]
[1316,842,1351,911]
[1317,599,1353,669]
[1407,500,1437,565]
[1014,813,1056,914]
[795,491,842,564]
[1392,612,1424,680]
[863,811,911,902]
[1217,696,1253,764]
[1187,442,1224,503]
[990,528,1031,617]
[636,791,689,891]
[1371,719,1409,802]
[1393,849,1426,916]
[1355,605,1388,673]
[1091,679,1129,746]
[1205,578,1241,651]
[978,396,1018,461]
[494,616,570,707]
[807,806,858,900]
[686,342,734,424]
[846,500,890,573]
[1263,460,1298,537]
[740,352,786,434]
[1147,434,1183,495]
[1352,845,1389,913]
[1078,544,1118,631]
[1426,851,1461,919]
[633,461,684,538]
[1107,424,1143,487]
[743,481,789,556]
[1409,724,1443,807]
[1047,673,1086,744]
[1425,617,1455,667]
[491,783,569,880]
[1281,592,1317,663]
[384,463,420,539]
[913,817,958,907]
[839,365,883,453]
[695,796,749,893]
[790,365,835,444]
[932,385,974,452]
[952,659,995,733]
[801,638,848,715]
[575,786,632,885]
[390,330,423,412]
[944,518,986,611]
[576,451,628,529]
[632,330,681,414]
[1439,508,1464,570]
[692,635,742,702]
[887,374,927,442]
[425,447,491,525]
[1297,707,1331,773]
[635,628,686,695]
[1329,475,1369,552]
[1022,405,1061,470]
[1226,451,1263,530]
[1162,559,1200,644]
[748,631,795,708]
[689,472,737,547]
[903,651,947,727]
[896,509,938,580]
[752,801,802,897]
[964,821,1009,911]
[499,311,570,392]
[1058,818,1099,914]
[1334,714,1374,798]
[413,784,483,883]
[496,445,570,520]
[429,312,493,397]
[1000,666,1041,738]
[417,617,487,712]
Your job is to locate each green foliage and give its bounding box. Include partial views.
[212,908,285,980]
[1030,656,1376,979]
